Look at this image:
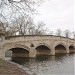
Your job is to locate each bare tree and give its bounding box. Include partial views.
[33,21,47,35]
[64,30,71,38]
[4,16,34,35]
[0,0,45,23]
[56,29,62,36]
[0,0,47,36]
[4,17,47,36]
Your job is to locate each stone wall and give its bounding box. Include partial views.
[0,35,75,59]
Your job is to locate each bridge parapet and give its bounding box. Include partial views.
[5,35,75,44]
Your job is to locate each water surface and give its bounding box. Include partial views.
[12,54,75,75]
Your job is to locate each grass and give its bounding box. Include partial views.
[0,59,6,68]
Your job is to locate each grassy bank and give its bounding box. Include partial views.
[0,59,29,75]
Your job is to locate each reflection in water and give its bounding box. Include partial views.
[11,54,75,75]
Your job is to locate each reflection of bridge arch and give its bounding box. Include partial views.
[54,42,67,54]
[35,43,51,55]
[69,44,75,53]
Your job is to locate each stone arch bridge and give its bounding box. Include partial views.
[0,35,75,59]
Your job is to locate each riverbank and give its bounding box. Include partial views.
[0,59,29,75]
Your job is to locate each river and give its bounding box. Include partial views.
[11,53,75,75]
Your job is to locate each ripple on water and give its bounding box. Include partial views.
[11,54,75,75]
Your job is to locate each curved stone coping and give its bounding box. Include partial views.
[5,35,74,41]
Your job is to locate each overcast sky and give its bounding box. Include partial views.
[34,0,74,32]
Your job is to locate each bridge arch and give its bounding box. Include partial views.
[4,44,30,52]
[54,42,67,54]
[69,44,75,53]
[35,43,51,56]
[4,44,30,58]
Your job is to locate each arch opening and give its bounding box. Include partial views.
[69,45,75,53]
[5,47,29,59]
[35,45,51,56]
[55,44,66,54]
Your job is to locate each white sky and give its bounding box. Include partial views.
[34,0,74,32]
